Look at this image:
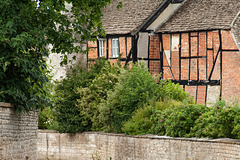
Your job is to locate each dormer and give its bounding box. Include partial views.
[231,12,240,51]
[146,0,185,31]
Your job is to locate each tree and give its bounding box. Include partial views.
[0,0,113,112]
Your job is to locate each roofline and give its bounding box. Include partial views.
[155,0,239,34]
[131,0,171,36]
[105,33,133,37]
[156,28,232,34]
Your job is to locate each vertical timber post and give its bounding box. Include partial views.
[219,30,223,99]
[159,33,164,79]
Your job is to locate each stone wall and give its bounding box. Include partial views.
[38,130,240,160]
[0,103,38,160]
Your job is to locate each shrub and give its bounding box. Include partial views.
[76,61,121,131]
[149,100,185,135]
[164,104,207,137]
[123,100,184,135]
[232,108,240,139]
[54,60,191,134]
[189,100,239,139]
[97,63,162,133]
[160,80,192,102]
[54,58,107,133]
[38,107,50,129]
[38,107,58,130]
[122,105,153,135]
[150,103,208,137]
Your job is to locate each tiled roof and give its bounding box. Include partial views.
[102,0,164,35]
[156,0,240,33]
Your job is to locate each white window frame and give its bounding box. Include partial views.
[112,38,119,58]
[98,39,105,57]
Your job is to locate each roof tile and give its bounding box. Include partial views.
[156,0,240,33]
[102,0,164,35]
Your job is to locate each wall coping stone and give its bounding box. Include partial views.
[0,102,13,108]
[38,130,240,145]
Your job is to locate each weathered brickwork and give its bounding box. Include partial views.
[222,51,240,101]
[38,131,240,160]
[157,30,240,104]
[87,36,132,60]
[0,103,38,160]
[149,34,160,75]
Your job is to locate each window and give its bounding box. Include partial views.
[98,39,105,57]
[112,38,119,58]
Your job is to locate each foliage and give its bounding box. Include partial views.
[0,0,113,112]
[150,103,208,137]
[38,107,58,130]
[38,65,57,129]
[147,100,184,135]
[54,59,191,134]
[189,100,239,139]
[97,63,162,133]
[122,105,153,135]
[232,108,240,139]
[160,80,192,102]
[76,61,121,131]
[162,104,207,137]
[122,100,183,135]
[54,58,108,133]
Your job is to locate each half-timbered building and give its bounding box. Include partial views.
[153,0,240,103]
[87,0,184,66]
[88,0,240,104]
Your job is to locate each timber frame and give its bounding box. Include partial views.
[87,0,185,66]
[154,30,228,103]
[87,34,139,66]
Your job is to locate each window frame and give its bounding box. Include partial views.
[98,38,105,57]
[112,38,119,58]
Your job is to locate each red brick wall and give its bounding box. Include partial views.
[153,30,240,104]
[87,36,132,62]
[222,51,240,101]
[161,34,172,78]
[88,41,98,59]
[149,34,160,75]
[221,31,240,102]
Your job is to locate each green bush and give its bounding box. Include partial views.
[54,60,191,134]
[150,103,207,137]
[123,100,183,135]
[122,105,153,135]
[38,107,50,129]
[38,107,58,130]
[97,63,162,133]
[189,100,239,139]
[232,109,240,139]
[164,104,207,137]
[54,58,107,133]
[160,80,192,102]
[149,100,185,135]
[76,61,121,131]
